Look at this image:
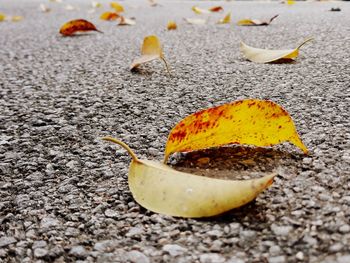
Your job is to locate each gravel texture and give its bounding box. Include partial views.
[1,0,350,262]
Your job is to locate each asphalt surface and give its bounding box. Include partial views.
[1,0,350,262]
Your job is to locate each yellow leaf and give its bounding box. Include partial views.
[237,15,279,26]
[164,99,308,163]
[110,2,124,13]
[103,137,276,218]
[11,16,23,22]
[192,6,210,14]
[0,13,6,21]
[118,16,136,26]
[59,19,102,36]
[130,35,169,73]
[185,18,206,25]
[286,0,296,5]
[240,38,313,63]
[100,11,119,21]
[167,21,177,30]
[217,12,231,24]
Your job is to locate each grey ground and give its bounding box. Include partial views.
[1,0,350,262]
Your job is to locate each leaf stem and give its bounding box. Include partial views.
[102,137,138,161]
[297,37,313,50]
[160,56,171,75]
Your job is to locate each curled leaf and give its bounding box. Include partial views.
[185,18,206,25]
[164,99,308,163]
[110,2,124,13]
[59,19,102,36]
[100,11,119,21]
[240,38,312,63]
[217,12,231,24]
[167,21,177,30]
[192,6,210,14]
[209,6,223,12]
[118,16,136,26]
[237,15,278,26]
[130,35,169,73]
[103,137,276,218]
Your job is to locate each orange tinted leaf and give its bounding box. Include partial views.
[0,13,6,21]
[192,6,210,14]
[130,35,169,73]
[167,21,177,30]
[59,19,102,36]
[217,12,231,24]
[209,6,223,12]
[164,99,308,162]
[100,11,119,21]
[110,2,124,13]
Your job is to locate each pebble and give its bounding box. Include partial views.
[337,255,350,263]
[34,248,48,258]
[270,224,293,236]
[104,209,119,218]
[40,216,60,228]
[69,246,88,258]
[339,224,350,233]
[269,245,282,256]
[126,250,150,263]
[296,251,304,261]
[162,244,187,256]
[199,253,226,263]
[32,240,47,249]
[126,227,144,237]
[0,236,16,248]
[268,256,286,263]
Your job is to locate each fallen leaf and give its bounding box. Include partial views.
[329,7,341,12]
[164,99,308,163]
[217,12,231,24]
[167,21,177,30]
[110,2,124,13]
[91,1,102,8]
[192,6,210,14]
[11,16,23,22]
[209,6,224,12]
[118,16,136,26]
[185,18,206,25]
[100,11,119,21]
[148,0,158,6]
[240,38,312,63]
[286,0,295,5]
[103,137,276,218]
[0,13,6,21]
[237,14,279,26]
[59,19,102,36]
[39,4,51,13]
[130,35,169,73]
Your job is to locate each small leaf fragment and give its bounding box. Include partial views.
[11,16,23,22]
[130,35,169,73]
[118,16,136,26]
[103,137,276,218]
[209,6,223,12]
[92,1,102,8]
[59,19,102,36]
[192,6,210,14]
[185,18,206,25]
[65,4,76,11]
[100,11,119,21]
[240,38,312,63]
[110,2,124,13]
[39,4,51,13]
[167,21,177,30]
[217,12,231,24]
[164,99,308,162]
[237,15,278,26]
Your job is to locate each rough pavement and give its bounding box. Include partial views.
[1,0,350,262]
